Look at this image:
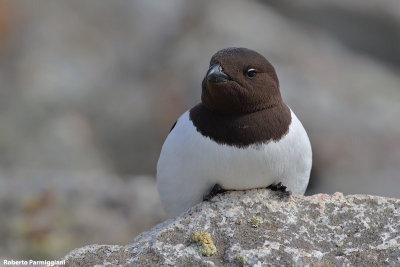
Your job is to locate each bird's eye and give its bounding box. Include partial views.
[247,68,256,78]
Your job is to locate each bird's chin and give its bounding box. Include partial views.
[201,80,248,115]
[206,80,243,94]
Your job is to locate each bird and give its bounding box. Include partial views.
[157,47,312,217]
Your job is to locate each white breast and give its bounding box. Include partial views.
[157,109,312,217]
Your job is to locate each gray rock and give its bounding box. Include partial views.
[63,189,400,266]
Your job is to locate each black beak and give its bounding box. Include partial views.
[206,64,230,83]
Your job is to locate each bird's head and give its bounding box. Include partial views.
[202,47,282,115]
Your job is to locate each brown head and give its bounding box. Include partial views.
[190,47,291,147]
[201,47,282,115]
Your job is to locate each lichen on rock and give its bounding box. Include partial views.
[190,230,217,256]
[236,254,247,265]
[247,216,263,228]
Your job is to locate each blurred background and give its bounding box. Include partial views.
[0,0,399,260]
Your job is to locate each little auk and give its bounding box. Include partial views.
[157,47,312,217]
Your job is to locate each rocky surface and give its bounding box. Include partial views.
[63,189,400,266]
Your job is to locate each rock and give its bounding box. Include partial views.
[62,245,129,266]
[63,189,400,266]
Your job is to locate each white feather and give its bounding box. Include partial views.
[157,108,312,217]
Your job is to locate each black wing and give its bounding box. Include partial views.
[169,120,177,133]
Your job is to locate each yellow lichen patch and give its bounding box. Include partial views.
[247,216,263,228]
[236,254,247,265]
[336,241,344,247]
[190,230,217,256]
